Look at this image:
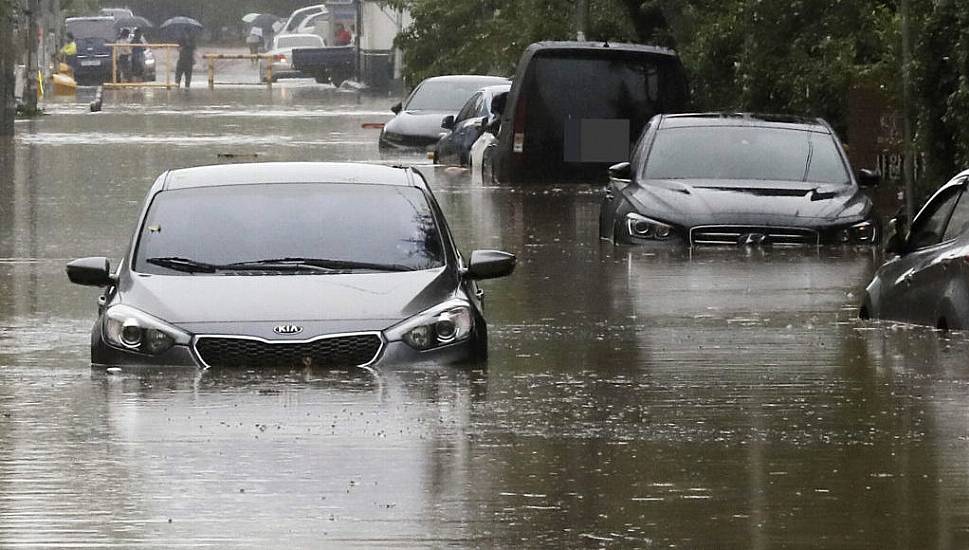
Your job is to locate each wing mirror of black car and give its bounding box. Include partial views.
[857,169,881,187]
[609,161,632,183]
[441,115,455,130]
[391,101,402,115]
[884,213,909,256]
[465,250,516,280]
[66,257,114,287]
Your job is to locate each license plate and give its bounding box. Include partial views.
[80,60,101,67]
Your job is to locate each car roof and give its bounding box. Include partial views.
[525,41,679,57]
[420,75,510,85]
[659,113,832,133]
[480,84,512,94]
[161,162,420,191]
[66,16,115,22]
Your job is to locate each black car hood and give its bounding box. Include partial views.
[383,110,452,141]
[627,179,872,226]
[118,268,456,335]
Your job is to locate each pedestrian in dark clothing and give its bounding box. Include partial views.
[130,28,145,81]
[116,28,132,82]
[175,35,196,88]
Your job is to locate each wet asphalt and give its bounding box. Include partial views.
[0,74,968,548]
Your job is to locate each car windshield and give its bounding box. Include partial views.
[406,79,507,112]
[134,183,445,275]
[66,19,116,40]
[642,126,850,184]
[275,35,324,49]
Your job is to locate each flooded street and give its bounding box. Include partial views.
[2,85,969,548]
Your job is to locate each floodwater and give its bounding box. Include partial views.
[1,80,969,549]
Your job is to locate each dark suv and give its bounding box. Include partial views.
[490,41,690,184]
[66,16,117,85]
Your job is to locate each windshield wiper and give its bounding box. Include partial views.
[145,256,219,274]
[230,257,418,272]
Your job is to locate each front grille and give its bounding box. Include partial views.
[194,333,382,369]
[690,226,819,246]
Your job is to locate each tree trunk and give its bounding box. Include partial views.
[0,1,15,137]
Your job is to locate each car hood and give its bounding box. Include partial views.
[383,110,452,140]
[627,179,872,226]
[117,268,457,335]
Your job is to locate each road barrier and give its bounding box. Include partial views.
[201,54,274,89]
[102,43,180,89]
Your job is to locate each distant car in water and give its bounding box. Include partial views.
[260,33,326,81]
[65,16,117,85]
[489,41,690,184]
[66,163,516,369]
[434,83,511,167]
[860,170,969,330]
[599,113,881,247]
[379,75,511,152]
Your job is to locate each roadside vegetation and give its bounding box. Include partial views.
[386,0,969,194]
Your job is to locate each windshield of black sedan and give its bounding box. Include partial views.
[134,184,445,275]
[405,79,503,112]
[642,126,850,184]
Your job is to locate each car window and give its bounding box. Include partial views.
[475,94,489,117]
[134,184,445,274]
[405,78,507,112]
[942,182,969,242]
[455,93,481,122]
[642,126,849,184]
[909,186,962,250]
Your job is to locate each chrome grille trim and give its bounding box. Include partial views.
[192,331,385,369]
[689,225,820,246]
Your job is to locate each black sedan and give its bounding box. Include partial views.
[66,162,516,369]
[860,170,969,330]
[379,75,510,151]
[599,113,881,247]
[434,83,511,167]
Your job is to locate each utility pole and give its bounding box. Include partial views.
[901,0,915,224]
[576,0,587,41]
[23,0,38,115]
[0,0,14,136]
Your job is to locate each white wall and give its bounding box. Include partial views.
[360,1,411,51]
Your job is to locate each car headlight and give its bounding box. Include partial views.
[626,212,673,240]
[102,305,191,355]
[384,299,474,351]
[837,221,876,244]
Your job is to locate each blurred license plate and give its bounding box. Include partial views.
[80,60,100,67]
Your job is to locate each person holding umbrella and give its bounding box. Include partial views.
[175,33,197,88]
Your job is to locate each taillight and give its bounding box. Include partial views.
[274,54,286,63]
[512,94,526,154]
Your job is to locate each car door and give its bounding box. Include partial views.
[438,94,480,165]
[880,181,964,324]
[452,93,487,165]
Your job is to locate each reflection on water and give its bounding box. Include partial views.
[1,88,969,548]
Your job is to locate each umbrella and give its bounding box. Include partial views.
[242,13,281,33]
[113,15,153,30]
[160,16,204,36]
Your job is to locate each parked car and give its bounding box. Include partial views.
[65,16,117,85]
[489,41,690,184]
[66,163,516,369]
[860,170,969,330]
[260,33,326,81]
[434,83,511,167]
[379,75,511,151]
[599,113,881,246]
[290,44,355,86]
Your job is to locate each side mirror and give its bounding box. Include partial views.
[608,161,632,183]
[391,101,402,115]
[884,215,908,256]
[471,115,488,129]
[441,115,455,130]
[857,168,880,187]
[466,250,516,280]
[66,257,114,287]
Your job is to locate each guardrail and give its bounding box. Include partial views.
[102,43,179,89]
[201,53,274,89]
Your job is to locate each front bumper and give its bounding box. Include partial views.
[91,336,478,370]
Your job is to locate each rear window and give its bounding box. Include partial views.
[67,19,117,39]
[134,184,445,274]
[642,126,850,184]
[406,79,507,112]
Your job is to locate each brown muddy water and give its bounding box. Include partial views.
[0,83,968,549]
